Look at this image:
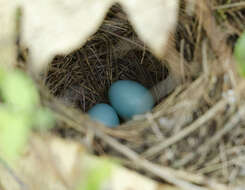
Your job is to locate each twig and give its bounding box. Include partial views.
[94,128,229,190]
[53,100,224,190]
[94,129,208,190]
[202,39,208,75]
[142,98,229,158]
[180,39,186,82]
[202,105,245,148]
[146,113,164,140]
[175,103,245,169]
[213,2,245,10]
[197,155,245,175]
[0,157,29,190]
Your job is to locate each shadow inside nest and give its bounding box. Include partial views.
[45,9,169,113]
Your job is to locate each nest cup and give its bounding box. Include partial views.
[43,2,245,187]
[46,5,168,114]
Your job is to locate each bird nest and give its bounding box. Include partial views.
[42,1,245,188]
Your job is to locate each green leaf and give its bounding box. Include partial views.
[34,107,55,131]
[234,32,245,77]
[0,107,31,164]
[0,66,6,84]
[77,159,113,190]
[0,69,40,111]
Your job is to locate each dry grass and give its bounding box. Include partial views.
[39,0,245,189]
[45,5,168,111]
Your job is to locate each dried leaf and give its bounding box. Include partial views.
[119,0,179,58]
[20,0,178,72]
[0,0,19,67]
[20,0,115,71]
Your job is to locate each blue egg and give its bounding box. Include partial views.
[88,103,119,128]
[109,80,155,120]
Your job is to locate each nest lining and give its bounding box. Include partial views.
[46,5,168,113]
